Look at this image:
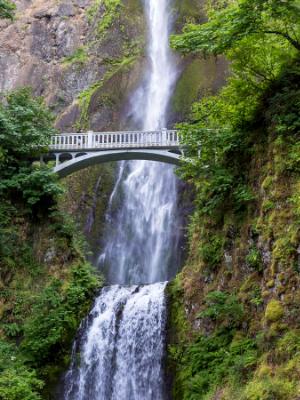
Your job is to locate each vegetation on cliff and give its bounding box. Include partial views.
[168,1,300,399]
[0,0,15,20]
[0,89,102,399]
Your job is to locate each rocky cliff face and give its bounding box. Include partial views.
[0,0,226,132]
[0,0,145,131]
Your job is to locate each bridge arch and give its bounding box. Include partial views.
[53,149,182,178]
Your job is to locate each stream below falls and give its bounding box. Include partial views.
[62,0,181,398]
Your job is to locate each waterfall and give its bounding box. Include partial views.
[63,0,179,398]
[64,283,167,400]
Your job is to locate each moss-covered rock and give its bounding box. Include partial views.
[265,300,284,323]
[170,56,227,122]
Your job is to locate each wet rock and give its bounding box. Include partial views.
[224,251,233,268]
[0,54,20,91]
[33,7,56,19]
[73,0,90,8]
[44,247,57,264]
[56,103,81,131]
[0,0,144,131]
[30,20,55,61]
[56,3,76,17]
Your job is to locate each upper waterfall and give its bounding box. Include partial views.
[131,0,178,130]
[98,0,181,285]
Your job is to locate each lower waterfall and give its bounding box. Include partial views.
[64,283,167,400]
[62,0,180,398]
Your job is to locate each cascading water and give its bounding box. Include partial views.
[63,0,180,398]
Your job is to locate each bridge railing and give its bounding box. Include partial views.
[50,130,180,151]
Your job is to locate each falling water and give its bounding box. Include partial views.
[63,0,180,398]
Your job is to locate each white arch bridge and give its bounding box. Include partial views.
[44,129,183,178]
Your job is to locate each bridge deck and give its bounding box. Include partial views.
[50,130,180,152]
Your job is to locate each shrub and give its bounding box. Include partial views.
[246,247,263,272]
[243,377,295,400]
[174,331,258,399]
[199,236,224,270]
[21,263,101,365]
[200,291,244,328]
[0,340,43,400]
[0,88,62,213]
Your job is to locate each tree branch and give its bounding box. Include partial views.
[263,30,300,51]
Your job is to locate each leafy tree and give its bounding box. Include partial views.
[172,0,300,218]
[0,0,15,19]
[171,0,300,55]
[0,88,63,211]
[0,88,56,163]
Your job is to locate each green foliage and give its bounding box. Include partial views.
[0,88,56,160]
[173,1,300,226]
[0,167,63,208]
[0,0,15,19]
[245,247,263,272]
[0,341,43,400]
[170,2,300,400]
[171,0,300,55]
[0,88,62,212]
[199,235,224,269]
[21,263,101,365]
[86,0,122,37]
[171,330,258,400]
[63,46,89,66]
[243,376,295,400]
[167,277,190,343]
[200,291,244,328]
[0,87,104,396]
[264,63,300,137]
[275,330,300,362]
[169,290,259,399]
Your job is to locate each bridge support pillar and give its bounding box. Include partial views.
[55,153,60,167]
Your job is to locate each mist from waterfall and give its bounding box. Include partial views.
[63,1,180,398]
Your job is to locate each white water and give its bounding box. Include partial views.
[64,283,167,400]
[63,0,179,398]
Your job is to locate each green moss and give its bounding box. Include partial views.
[98,0,122,36]
[255,362,273,378]
[86,0,101,23]
[173,0,204,25]
[246,247,263,272]
[62,46,89,66]
[262,176,274,191]
[266,280,275,288]
[272,236,298,267]
[199,233,224,270]
[275,330,300,362]
[262,199,275,212]
[76,55,137,129]
[265,300,284,323]
[172,58,217,118]
[167,275,189,343]
[86,0,122,38]
[243,376,295,400]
